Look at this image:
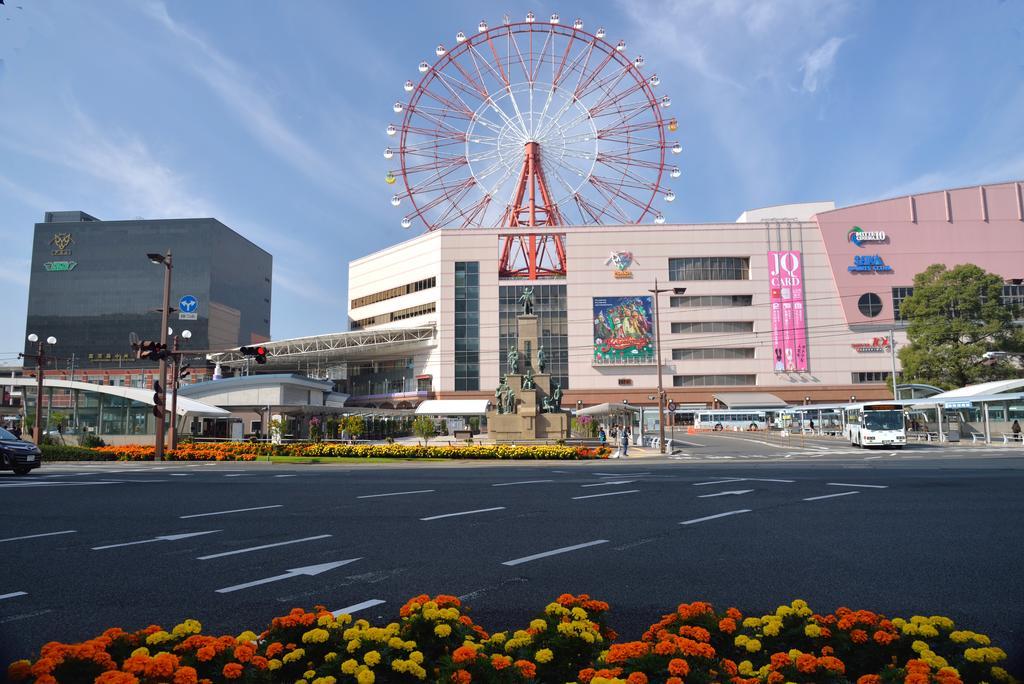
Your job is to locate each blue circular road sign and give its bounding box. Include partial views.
[179,295,198,313]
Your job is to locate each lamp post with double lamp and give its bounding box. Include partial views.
[20,334,56,444]
[147,251,173,461]
[648,280,686,454]
[168,329,191,450]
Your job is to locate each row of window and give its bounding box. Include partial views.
[672,374,756,387]
[351,276,436,310]
[671,321,754,334]
[455,262,480,392]
[867,285,1024,320]
[852,371,891,384]
[350,302,436,330]
[668,257,750,281]
[670,294,752,308]
[672,347,755,360]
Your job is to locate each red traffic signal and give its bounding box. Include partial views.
[240,345,269,365]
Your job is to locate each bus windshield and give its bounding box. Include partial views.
[863,410,903,431]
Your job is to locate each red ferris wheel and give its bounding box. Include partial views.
[385,12,680,277]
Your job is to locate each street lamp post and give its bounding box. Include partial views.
[20,334,57,444]
[148,251,173,461]
[169,329,191,450]
[648,280,686,454]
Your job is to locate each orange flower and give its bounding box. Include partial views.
[718,618,737,634]
[122,654,150,675]
[515,660,537,678]
[6,660,32,681]
[850,629,869,643]
[95,673,139,684]
[451,670,472,684]
[726,607,743,620]
[222,662,243,679]
[234,644,254,663]
[857,677,882,684]
[770,653,791,670]
[905,674,930,684]
[678,625,711,642]
[251,656,268,670]
[874,630,898,646]
[173,667,199,684]
[626,673,648,684]
[452,646,478,664]
[668,658,690,677]
[666,679,683,684]
[606,642,650,663]
[145,653,180,679]
[196,646,216,662]
[265,642,284,658]
[795,654,818,673]
[721,659,739,676]
[491,654,512,670]
[578,668,596,684]
[767,672,784,684]
[436,594,462,608]
[817,656,845,673]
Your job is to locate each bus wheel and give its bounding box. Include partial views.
[714,423,723,431]
[748,423,758,431]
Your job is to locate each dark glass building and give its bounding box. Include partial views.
[24,211,272,372]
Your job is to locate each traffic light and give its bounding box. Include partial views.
[136,340,169,361]
[152,380,164,419]
[240,345,268,365]
[179,363,191,380]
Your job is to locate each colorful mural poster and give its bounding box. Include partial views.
[768,250,809,372]
[592,296,655,364]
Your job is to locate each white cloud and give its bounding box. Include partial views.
[800,36,846,93]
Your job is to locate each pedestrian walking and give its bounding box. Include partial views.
[1013,419,1021,437]
[598,427,607,446]
[620,427,629,457]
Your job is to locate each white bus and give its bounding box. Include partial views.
[844,402,906,448]
[695,410,768,432]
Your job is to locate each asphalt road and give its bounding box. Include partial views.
[2,435,1023,672]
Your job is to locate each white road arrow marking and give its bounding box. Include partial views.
[697,489,754,498]
[580,480,636,487]
[0,591,28,601]
[92,530,221,550]
[216,558,361,594]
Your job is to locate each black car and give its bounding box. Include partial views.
[0,427,42,475]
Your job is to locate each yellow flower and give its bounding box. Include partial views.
[410,651,424,665]
[912,640,929,653]
[917,624,939,638]
[530,619,548,631]
[762,621,781,637]
[387,637,405,650]
[571,607,588,620]
[172,619,202,638]
[130,647,150,658]
[303,628,330,644]
[341,659,359,675]
[268,659,282,671]
[356,670,375,684]
[348,639,362,653]
[364,651,381,667]
[535,649,553,664]
[804,625,822,638]
[146,630,172,645]
[991,667,1011,682]
[237,630,258,643]
[738,660,755,676]
[305,670,317,680]
[434,624,452,638]
[312,678,337,684]
[742,617,763,628]
[318,615,335,627]
[734,635,749,647]
[282,648,306,664]
[930,616,955,630]
[745,639,762,653]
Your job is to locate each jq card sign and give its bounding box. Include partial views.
[593,296,655,364]
[768,250,809,372]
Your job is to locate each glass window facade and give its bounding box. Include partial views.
[670,294,752,308]
[499,285,568,389]
[892,287,914,321]
[853,371,891,384]
[669,257,750,281]
[351,277,436,309]
[672,347,755,360]
[671,321,754,334]
[348,358,416,396]
[673,374,756,386]
[455,262,480,391]
[858,292,883,317]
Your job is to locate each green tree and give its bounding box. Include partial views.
[412,416,435,445]
[898,263,1024,389]
[344,415,365,440]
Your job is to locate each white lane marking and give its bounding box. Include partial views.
[572,489,639,500]
[357,489,435,499]
[274,474,297,478]
[332,599,386,617]
[580,480,636,487]
[692,479,745,486]
[420,507,505,521]
[702,434,819,450]
[697,489,754,498]
[0,530,76,543]
[680,509,751,525]
[0,481,119,488]
[864,455,884,460]
[826,482,888,489]
[197,534,332,560]
[92,530,221,550]
[491,480,553,487]
[804,491,860,501]
[169,473,189,477]
[180,505,284,519]
[0,592,28,600]
[592,472,649,477]
[744,478,795,483]
[502,539,609,566]
[224,474,249,478]
[216,558,361,594]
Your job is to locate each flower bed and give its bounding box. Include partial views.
[7,595,1015,684]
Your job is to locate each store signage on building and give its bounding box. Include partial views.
[593,296,654,364]
[768,250,809,372]
[851,336,891,353]
[605,251,637,279]
[43,261,77,272]
[49,232,74,256]
[178,294,199,320]
[847,226,886,247]
[944,400,974,409]
[849,255,892,273]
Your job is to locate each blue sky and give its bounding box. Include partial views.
[1,0,1022,360]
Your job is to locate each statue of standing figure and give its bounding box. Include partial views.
[494,376,508,414]
[551,381,562,411]
[522,368,535,390]
[519,287,535,315]
[501,381,516,414]
[537,344,547,373]
[507,345,519,374]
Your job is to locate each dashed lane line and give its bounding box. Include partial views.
[680,509,751,525]
[804,491,860,501]
[0,530,76,543]
[580,480,636,487]
[0,592,28,601]
[692,479,745,486]
[491,480,553,487]
[420,507,506,521]
[92,530,221,551]
[332,599,386,617]
[502,539,609,566]
[572,489,640,500]
[274,474,297,478]
[180,505,284,519]
[197,535,332,560]
[357,489,435,499]
[826,482,888,489]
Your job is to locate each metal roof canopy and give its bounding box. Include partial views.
[6,378,228,418]
[713,392,789,409]
[206,326,436,368]
[928,378,1024,399]
[575,402,642,417]
[415,400,490,416]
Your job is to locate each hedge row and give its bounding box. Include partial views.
[7,594,1016,684]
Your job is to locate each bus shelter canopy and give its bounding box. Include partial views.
[713,392,788,409]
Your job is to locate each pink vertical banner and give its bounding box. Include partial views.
[768,250,809,372]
